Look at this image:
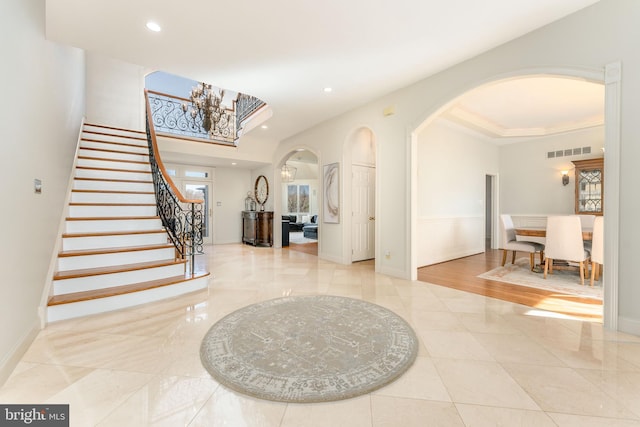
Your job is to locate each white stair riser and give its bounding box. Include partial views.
[53,263,185,295]
[82,131,147,145]
[80,140,148,155]
[62,232,167,251]
[78,148,149,163]
[68,204,156,218]
[77,158,151,172]
[66,218,162,233]
[73,179,153,192]
[47,276,209,322]
[71,191,156,204]
[76,168,152,181]
[58,247,176,270]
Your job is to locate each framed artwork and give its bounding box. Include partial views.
[323,163,339,223]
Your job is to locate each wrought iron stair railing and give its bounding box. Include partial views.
[147,89,266,146]
[144,89,204,274]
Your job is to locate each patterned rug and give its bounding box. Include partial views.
[200,295,418,403]
[478,258,602,300]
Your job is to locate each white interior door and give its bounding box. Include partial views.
[352,165,375,261]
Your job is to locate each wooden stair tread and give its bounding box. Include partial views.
[81,138,147,149]
[72,189,154,195]
[69,202,155,206]
[74,177,153,184]
[54,259,185,280]
[83,125,146,136]
[79,146,149,156]
[78,155,150,165]
[48,271,210,306]
[65,215,160,221]
[62,229,165,238]
[59,243,173,257]
[76,165,151,174]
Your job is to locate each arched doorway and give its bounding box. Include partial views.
[410,66,621,329]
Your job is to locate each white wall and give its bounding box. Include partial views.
[276,0,640,333]
[500,126,604,215]
[0,0,85,382]
[417,119,499,266]
[213,168,253,244]
[86,53,145,130]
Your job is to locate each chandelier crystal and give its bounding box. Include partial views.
[182,82,233,140]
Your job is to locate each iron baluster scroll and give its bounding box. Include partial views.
[236,93,266,129]
[144,90,204,274]
[147,89,266,146]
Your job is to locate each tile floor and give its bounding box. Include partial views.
[2,244,640,426]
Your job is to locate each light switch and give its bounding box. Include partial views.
[34,179,42,194]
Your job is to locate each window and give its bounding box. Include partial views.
[287,184,310,213]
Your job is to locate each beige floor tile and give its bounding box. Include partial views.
[2,244,640,426]
[420,330,495,361]
[503,363,638,419]
[46,369,154,427]
[433,359,539,410]
[576,368,640,419]
[455,404,556,427]
[373,356,451,402]
[96,375,218,427]
[280,395,372,427]
[547,412,640,426]
[189,387,287,427]
[472,332,565,366]
[371,396,464,427]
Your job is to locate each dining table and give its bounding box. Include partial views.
[515,226,593,241]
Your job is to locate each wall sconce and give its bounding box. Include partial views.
[561,171,570,186]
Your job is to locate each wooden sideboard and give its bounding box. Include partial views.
[242,211,273,247]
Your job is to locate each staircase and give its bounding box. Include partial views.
[47,123,210,322]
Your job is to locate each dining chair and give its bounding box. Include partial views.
[544,215,590,285]
[499,214,545,271]
[577,214,596,252]
[590,216,604,286]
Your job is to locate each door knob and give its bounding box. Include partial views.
[369,216,375,220]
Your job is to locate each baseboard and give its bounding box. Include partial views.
[618,316,640,337]
[318,252,344,265]
[377,264,410,280]
[0,321,41,387]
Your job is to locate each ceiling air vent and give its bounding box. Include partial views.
[547,151,555,158]
[582,146,591,154]
[547,146,594,160]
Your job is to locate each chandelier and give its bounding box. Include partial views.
[182,82,232,140]
[281,163,297,182]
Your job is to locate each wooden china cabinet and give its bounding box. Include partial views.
[572,158,604,216]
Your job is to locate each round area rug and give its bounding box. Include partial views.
[200,295,418,403]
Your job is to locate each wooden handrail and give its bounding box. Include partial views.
[146,89,191,103]
[144,89,203,205]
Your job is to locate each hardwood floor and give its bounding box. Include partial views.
[287,241,318,256]
[417,249,603,322]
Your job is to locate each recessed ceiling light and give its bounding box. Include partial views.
[146,21,161,32]
[295,148,305,152]
[231,162,237,166]
[323,87,333,93]
[261,125,268,129]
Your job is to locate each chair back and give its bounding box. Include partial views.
[545,216,586,261]
[500,214,516,246]
[591,216,604,264]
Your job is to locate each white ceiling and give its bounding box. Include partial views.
[45,0,602,145]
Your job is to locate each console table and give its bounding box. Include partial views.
[242,211,273,247]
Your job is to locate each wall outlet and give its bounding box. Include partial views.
[385,250,391,258]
